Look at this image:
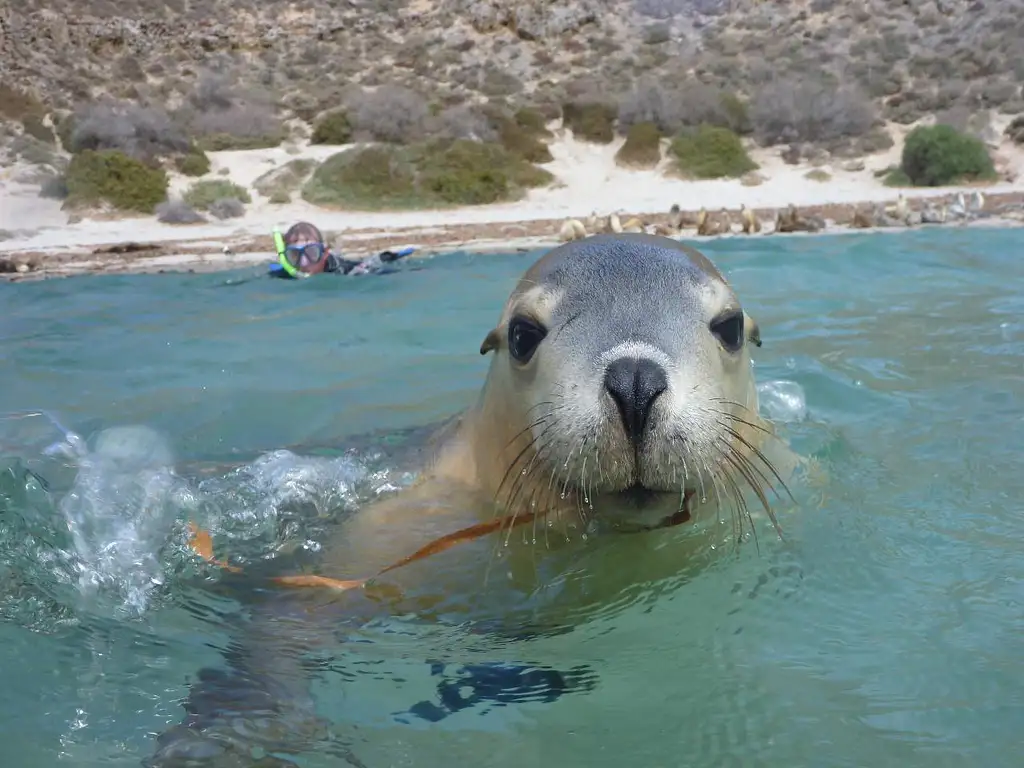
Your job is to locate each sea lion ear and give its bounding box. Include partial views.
[744,312,762,348]
[480,327,501,355]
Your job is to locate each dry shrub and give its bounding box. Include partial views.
[253,158,318,197]
[182,72,285,150]
[618,78,749,135]
[156,199,206,224]
[208,198,246,219]
[750,77,875,146]
[346,86,431,144]
[0,84,45,121]
[21,115,54,145]
[70,101,190,160]
[429,105,499,142]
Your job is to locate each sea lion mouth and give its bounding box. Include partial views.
[607,484,696,531]
[620,482,662,506]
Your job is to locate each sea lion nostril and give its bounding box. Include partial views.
[603,357,668,446]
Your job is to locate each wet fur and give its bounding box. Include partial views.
[149,234,802,767]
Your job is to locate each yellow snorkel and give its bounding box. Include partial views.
[274,226,307,279]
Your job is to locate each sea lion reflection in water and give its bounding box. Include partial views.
[149,233,803,767]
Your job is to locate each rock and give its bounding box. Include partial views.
[741,171,766,186]
[841,159,866,172]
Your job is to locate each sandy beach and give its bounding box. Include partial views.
[3,120,1024,281]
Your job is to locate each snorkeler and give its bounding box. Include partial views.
[270,221,415,279]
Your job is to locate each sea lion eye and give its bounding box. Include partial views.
[508,316,547,363]
[710,310,744,353]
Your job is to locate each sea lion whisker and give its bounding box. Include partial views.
[707,403,776,437]
[716,420,795,507]
[714,436,782,540]
[697,452,733,541]
[495,415,560,508]
[714,422,782,498]
[716,445,763,553]
[501,422,562,531]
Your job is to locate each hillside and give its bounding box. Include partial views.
[5,0,1024,148]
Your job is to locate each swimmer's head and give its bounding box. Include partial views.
[277,222,328,276]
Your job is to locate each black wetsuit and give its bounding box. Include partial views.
[325,250,406,275]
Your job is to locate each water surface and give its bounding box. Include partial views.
[2,229,1024,767]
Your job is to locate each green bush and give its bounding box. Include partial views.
[65,150,168,213]
[301,139,553,210]
[883,168,913,187]
[175,147,211,176]
[514,107,553,138]
[183,179,252,210]
[562,101,616,143]
[669,125,759,179]
[303,146,418,208]
[310,110,353,145]
[195,133,285,151]
[720,92,751,135]
[899,124,998,186]
[615,122,662,168]
[489,109,553,164]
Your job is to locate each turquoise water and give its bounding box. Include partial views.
[2,228,1024,767]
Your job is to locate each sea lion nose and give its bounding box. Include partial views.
[603,357,668,446]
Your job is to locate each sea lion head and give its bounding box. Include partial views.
[477,233,772,529]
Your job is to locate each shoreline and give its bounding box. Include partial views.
[2,191,1024,282]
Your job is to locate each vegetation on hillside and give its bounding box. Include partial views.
[898,124,998,186]
[4,0,1023,215]
[669,125,759,179]
[615,122,662,169]
[65,150,168,213]
[302,139,553,210]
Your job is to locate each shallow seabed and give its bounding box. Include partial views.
[2,228,1024,768]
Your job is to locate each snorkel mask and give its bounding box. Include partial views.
[274,226,327,278]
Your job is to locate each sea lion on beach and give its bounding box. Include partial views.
[740,204,761,234]
[696,207,721,236]
[850,207,873,229]
[558,217,587,242]
[775,204,823,234]
[151,234,800,767]
[621,216,645,233]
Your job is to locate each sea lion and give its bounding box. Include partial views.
[850,206,873,229]
[153,234,801,767]
[885,192,909,223]
[775,204,824,234]
[718,207,734,234]
[621,216,645,233]
[558,217,587,242]
[696,206,717,236]
[740,204,761,234]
